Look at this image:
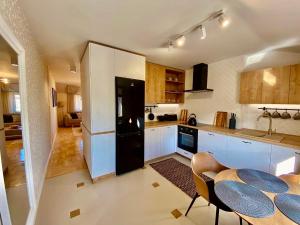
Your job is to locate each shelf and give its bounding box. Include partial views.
[165,80,184,84]
[165,90,184,94]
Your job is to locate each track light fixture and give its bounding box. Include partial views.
[11,55,18,67]
[218,15,230,28]
[199,25,206,40]
[175,35,186,47]
[167,10,230,49]
[70,65,77,74]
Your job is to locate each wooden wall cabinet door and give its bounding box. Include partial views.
[262,66,290,104]
[145,62,165,103]
[239,70,263,104]
[289,64,300,104]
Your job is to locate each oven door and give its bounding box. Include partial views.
[178,130,197,154]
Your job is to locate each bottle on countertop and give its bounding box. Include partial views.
[229,113,236,129]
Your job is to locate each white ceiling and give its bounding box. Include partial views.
[20,0,300,84]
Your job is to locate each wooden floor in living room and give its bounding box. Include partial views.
[4,139,26,187]
[46,127,87,179]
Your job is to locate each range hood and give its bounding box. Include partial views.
[184,63,213,92]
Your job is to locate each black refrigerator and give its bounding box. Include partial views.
[115,77,145,175]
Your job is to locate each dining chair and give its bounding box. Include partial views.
[279,173,300,184]
[185,152,243,225]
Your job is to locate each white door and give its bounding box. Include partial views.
[270,145,300,176]
[227,137,272,172]
[160,126,176,156]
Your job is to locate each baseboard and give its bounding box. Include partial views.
[26,131,57,225]
[144,153,177,164]
[92,172,115,184]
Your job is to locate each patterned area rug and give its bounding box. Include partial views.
[150,158,197,198]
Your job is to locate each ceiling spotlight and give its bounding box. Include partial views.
[11,55,18,67]
[168,40,174,51]
[175,35,186,47]
[199,25,206,40]
[70,65,77,74]
[218,15,230,28]
[1,78,9,84]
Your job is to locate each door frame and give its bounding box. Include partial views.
[0,14,35,225]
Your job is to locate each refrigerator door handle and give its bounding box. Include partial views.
[117,97,123,117]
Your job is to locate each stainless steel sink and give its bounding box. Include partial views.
[236,129,284,142]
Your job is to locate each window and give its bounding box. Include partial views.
[14,94,21,112]
[74,95,82,112]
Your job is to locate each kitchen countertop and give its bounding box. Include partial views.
[145,121,300,151]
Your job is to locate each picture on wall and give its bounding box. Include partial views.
[52,88,57,107]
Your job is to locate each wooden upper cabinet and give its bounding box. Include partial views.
[145,62,165,103]
[239,70,263,104]
[261,66,290,104]
[289,64,300,104]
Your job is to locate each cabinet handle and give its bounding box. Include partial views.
[295,152,300,155]
[242,141,252,144]
[208,133,214,136]
[208,151,214,155]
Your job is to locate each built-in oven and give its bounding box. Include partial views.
[177,125,198,154]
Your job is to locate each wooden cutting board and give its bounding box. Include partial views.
[214,111,228,128]
[179,109,188,124]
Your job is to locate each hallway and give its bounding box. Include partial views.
[46,127,87,179]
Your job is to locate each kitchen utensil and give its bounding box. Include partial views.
[293,110,300,120]
[187,113,197,126]
[148,108,154,120]
[281,110,291,119]
[214,111,228,128]
[164,114,177,121]
[157,115,165,121]
[271,109,281,118]
[229,113,236,129]
[262,110,271,117]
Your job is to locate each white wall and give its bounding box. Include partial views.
[183,51,300,136]
[0,0,52,219]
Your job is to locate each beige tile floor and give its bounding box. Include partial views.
[36,155,242,225]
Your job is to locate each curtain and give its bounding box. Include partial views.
[67,93,75,112]
[74,95,82,112]
[1,91,15,114]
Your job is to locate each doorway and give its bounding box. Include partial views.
[0,34,30,225]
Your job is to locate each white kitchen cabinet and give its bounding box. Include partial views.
[160,126,177,156]
[198,131,228,165]
[91,132,116,178]
[145,126,177,161]
[90,44,115,133]
[270,145,300,176]
[145,128,161,161]
[115,49,145,80]
[226,136,272,172]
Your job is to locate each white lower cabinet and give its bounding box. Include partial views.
[160,126,177,156]
[270,145,300,176]
[227,136,271,172]
[198,131,228,165]
[91,132,116,178]
[145,126,176,161]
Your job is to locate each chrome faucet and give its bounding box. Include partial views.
[257,114,273,136]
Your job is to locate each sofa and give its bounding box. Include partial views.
[3,114,22,140]
[64,112,82,127]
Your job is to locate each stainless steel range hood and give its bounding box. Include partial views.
[184,63,213,92]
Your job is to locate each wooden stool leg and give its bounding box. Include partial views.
[185,193,199,216]
[239,217,243,225]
